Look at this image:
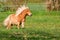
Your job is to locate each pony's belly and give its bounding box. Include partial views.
[11,20,18,25]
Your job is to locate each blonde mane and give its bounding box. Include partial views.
[15,5,29,16]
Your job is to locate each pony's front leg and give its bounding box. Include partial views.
[21,21,24,28]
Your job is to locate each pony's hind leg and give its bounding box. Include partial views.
[17,22,20,29]
[6,22,11,29]
[7,24,11,29]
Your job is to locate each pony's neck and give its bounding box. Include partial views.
[18,9,27,18]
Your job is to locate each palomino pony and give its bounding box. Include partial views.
[4,5,32,29]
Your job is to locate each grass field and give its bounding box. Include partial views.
[0,4,60,40]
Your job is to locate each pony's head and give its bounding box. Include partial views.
[15,5,32,16]
[25,8,32,16]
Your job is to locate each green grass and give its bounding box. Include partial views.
[0,10,60,40]
[0,3,60,40]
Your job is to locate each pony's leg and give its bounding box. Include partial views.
[17,22,20,29]
[6,22,11,29]
[21,21,24,28]
[7,23,11,29]
[7,25,9,29]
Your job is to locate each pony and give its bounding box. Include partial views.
[4,5,32,29]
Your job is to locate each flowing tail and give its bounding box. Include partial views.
[3,15,11,26]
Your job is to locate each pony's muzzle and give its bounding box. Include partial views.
[29,13,32,16]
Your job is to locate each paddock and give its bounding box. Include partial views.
[0,1,60,40]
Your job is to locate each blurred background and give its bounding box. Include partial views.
[0,0,60,12]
